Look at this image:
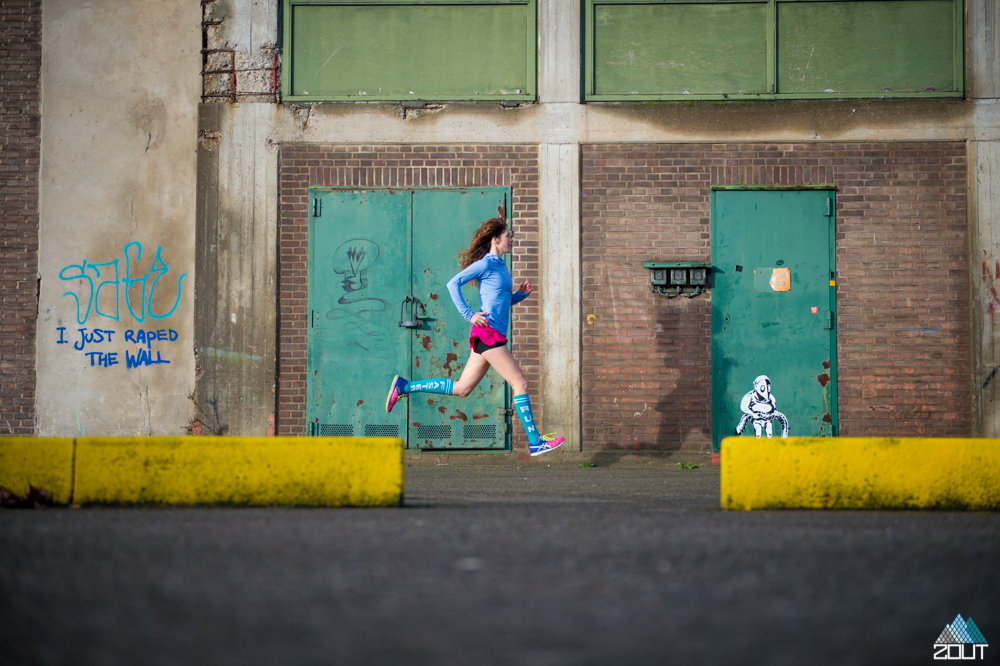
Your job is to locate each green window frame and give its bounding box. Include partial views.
[281,0,537,102]
[583,0,965,101]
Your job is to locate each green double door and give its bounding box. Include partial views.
[307,187,511,449]
[711,189,837,452]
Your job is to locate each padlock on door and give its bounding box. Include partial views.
[398,295,425,328]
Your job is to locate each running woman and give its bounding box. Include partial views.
[385,217,565,456]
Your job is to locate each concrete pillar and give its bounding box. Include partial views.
[536,0,583,448]
[971,140,1000,436]
[538,144,581,448]
[195,104,278,435]
[538,0,581,103]
[968,0,1000,100]
[968,1,1000,436]
[195,0,280,435]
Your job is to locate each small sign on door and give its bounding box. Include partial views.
[753,267,791,292]
[769,268,790,292]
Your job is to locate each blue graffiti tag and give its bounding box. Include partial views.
[56,325,179,370]
[59,242,186,325]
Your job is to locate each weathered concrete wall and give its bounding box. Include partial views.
[202,0,279,103]
[36,1,200,436]
[268,99,998,146]
[967,0,1000,436]
[970,140,1000,436]
[195,104,278,435]
[969,0,1000,100]
[195,2,279,436]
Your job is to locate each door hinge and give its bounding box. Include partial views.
[312,198,322,217]
[497,407,513,435]
[825,198,833,216]
[824,311,834,330]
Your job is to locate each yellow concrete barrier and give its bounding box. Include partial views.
[74,436,404,506]
[0,437,75,504]
[721,437,1000,510]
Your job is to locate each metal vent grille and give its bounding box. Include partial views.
[365,424,399,438]
[417,425,451,439]
[320,424,354,437]
[463,424,497,440]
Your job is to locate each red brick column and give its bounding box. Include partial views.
[276,145,540,440]
[0,1,41,434]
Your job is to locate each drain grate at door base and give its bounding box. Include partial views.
[417,425,451,439]
[365,424,399,438]
[463,424,497,440]
[320,424,354,437]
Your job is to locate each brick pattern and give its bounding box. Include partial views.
[0,1,40,434]
[582,143,969,449]
[277,145,540,445]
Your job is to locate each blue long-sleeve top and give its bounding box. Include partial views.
[446,253,528,336]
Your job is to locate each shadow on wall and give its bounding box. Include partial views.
[651,294,712,451]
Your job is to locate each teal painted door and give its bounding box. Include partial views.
[711,189,837,452]
[307,190,411,439]
[307,187,511,449]
[408,190,510,449]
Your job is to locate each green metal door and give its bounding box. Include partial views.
[408,189,510,450]
[307,187,511,449]
[711,189,837,452]
[307,190,411,439]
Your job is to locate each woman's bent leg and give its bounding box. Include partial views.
[480,346,563,454]
[386,350,491,413]
[479,346,528,396]
[451,351,491,398]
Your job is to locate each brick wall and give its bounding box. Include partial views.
[582,143,969,450]
[277,145,540,444]
[0,1,40,434]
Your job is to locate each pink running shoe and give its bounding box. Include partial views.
[529,433,565,456]
[385,375,408,413]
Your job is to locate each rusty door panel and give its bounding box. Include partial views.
[408,188,510,450]
[307,189,411,439]
[711,189,837,452]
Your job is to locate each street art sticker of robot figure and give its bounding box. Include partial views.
[735,375,789,439]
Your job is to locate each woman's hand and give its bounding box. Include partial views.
[470,312,490,328]
[516,281,532,295]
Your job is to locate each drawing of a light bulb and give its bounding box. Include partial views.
[333,239,379,295]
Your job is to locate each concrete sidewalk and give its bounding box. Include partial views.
[405,451,718,509]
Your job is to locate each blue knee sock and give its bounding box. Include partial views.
[512,394,540,446]
[403,378,453,396]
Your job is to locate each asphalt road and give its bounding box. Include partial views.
[1,458,998,665]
